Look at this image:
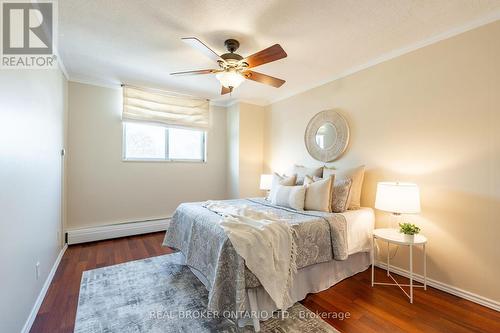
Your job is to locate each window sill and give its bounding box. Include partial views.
[122,158,207,163]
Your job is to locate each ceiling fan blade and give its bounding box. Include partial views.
[182,37,221,62]
[243,44,287,68]
[170,69,218,76]
[221,86,231,95]
[243,70,285,88]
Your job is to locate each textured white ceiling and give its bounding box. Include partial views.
[59,0,500,105]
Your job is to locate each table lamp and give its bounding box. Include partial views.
[260,174,273,199]
[375,182,421,228]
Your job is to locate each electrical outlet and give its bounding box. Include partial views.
[36,262,40,280]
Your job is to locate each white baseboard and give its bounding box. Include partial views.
[22,244,68,333]
[376,261,500,312]
[66,218,171,245]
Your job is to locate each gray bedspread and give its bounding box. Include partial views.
[163,198,348,314]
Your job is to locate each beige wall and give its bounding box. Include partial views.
[226,102,266,198]
[265,21,500,302]
[226,103,240,198]
[0,69,67,332]
[66,82,228,229]
[239,102,266,198]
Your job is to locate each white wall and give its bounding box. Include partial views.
[0,68,67,333]
[265,21,500,303]
[66,82,228,229]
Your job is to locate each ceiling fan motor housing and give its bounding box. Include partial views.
[220,39,245,68]
[220,53,244,61]
[224,39,240,52]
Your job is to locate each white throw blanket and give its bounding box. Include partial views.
[204,201,297,310]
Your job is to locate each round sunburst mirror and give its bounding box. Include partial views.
[304,110,350,162]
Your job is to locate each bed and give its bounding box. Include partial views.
[163,197,374,331]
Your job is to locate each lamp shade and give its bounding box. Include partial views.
[375,182,421,214]
[259,174,273,190]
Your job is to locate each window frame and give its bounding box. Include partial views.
[122,121,207,163]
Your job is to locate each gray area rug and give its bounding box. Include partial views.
[75,253,339,333]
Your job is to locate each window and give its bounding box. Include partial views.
[168,127,205,160]
[123,122,206,161]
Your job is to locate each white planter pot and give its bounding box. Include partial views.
[403,234,415,243]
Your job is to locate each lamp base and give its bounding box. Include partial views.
[391,212,402,229]
[262,190,271,201]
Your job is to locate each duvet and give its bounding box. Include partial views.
[163,198,348,314]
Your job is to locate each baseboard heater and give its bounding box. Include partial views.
[66,218,171,245]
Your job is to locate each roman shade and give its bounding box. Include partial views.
[122,85,210,129]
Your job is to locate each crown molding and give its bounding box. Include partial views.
[60,11,500,107]
[68,76,122,90]
[54,49,69,80]
[269,12,500,105]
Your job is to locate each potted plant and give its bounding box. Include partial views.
[399,222,421,242]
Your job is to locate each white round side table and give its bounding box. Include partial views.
[371,228,427,303]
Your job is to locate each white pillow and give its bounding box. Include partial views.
[323,165,365,210]
[269,173,297,202]
[293,165,323,185]
[303,176,334,212]
[271,185,306,211]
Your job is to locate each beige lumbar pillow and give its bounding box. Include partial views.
[269,173,297,202]
[303,175,334,212]
[323,165,365,209]
[271,185,306,211]
[307,175,352,213]
[303,175,316,186]
[293,165,323,185]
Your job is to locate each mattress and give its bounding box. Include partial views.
[340,207,375,254]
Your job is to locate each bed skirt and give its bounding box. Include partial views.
[181,251,370,326]
[242,252,370,319]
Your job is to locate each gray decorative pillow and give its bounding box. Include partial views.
[271,185,306,211]
[331,179,353,213]
[323,165,365,210]
[293,165,323,185]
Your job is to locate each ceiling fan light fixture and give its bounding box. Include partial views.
[172,38,287,95]
[215,70,245,89]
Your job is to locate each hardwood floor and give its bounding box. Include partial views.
[30,233,173,333]
[302,269,500,333]
[30,232,499,333]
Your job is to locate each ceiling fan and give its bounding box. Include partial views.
[171,37,287,95]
